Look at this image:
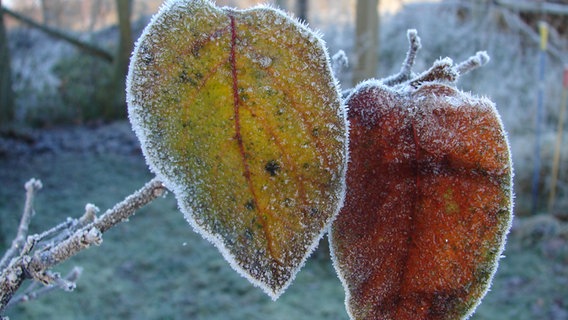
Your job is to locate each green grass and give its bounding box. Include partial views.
[1,144,567,319]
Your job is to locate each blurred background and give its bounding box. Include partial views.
[0,0,567,319]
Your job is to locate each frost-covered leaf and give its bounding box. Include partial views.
[127,0,348,299]
[329,81,513,319]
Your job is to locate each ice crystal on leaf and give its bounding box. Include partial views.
[127,0,348,299]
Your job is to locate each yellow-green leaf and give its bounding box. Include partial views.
[127,0,348,299]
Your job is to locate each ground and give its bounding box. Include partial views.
[0,121,567,319]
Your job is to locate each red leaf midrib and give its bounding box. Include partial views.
[229,14,280,268]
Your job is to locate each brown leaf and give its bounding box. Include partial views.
[330,82,513,319]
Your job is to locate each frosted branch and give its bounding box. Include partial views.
[92,179,165,233]
[6,267,82,309]
[409,57,459,88]
[0,179,43,271]
[0,178,166,314]
[383,29,422,87]
[454,51,490,77]
[376,29,491,92]
[34,204,99,252]
[28,227,103,273]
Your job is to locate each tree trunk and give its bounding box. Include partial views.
[104,0,133,119]
[0,0,15,126]
[353,0,379,84]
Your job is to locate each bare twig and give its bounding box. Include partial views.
[0,178,166,314]
[342,29,422,99]
[383,29,422,87]
[34,203,99,251]
[91,179,165,233]
[27,227,103,278]
[454,51,490,76]
[6,267,82,309]
[0,179,42,271]
[345,28,488,98]
[404,51,489,90]
[409,57,459,88]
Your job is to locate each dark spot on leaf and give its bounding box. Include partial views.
[142,54,153,65]
[312,128,319,137]
[245,199,255,211]
[244,228,254,240]
[251,217,263,229]
[179,70,197,85]
[265,87,278,96]
[309,207,319,217]
[265,160,280,176]
[140,46,154,65]
[238,87,249,101]
[191,42,204,57]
